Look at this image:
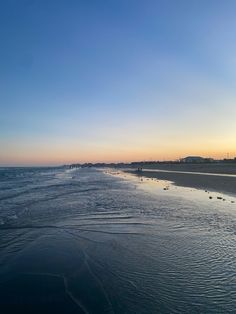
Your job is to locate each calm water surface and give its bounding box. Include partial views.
[0,167,236,313]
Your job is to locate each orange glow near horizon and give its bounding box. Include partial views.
[1,140,235,166]
[1,124,236,166]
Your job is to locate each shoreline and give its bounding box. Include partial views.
[139,168,236,178]
[126,169,236,198]
[128,162,236,175]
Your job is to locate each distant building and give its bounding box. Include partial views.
[180,156,214,163]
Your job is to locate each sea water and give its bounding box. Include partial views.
[0,167,236,313]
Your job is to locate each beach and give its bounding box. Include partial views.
[1,167,236,313]
[127,164,236,197]
[134,162,236,175]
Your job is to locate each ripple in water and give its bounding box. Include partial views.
[0,167,236,313]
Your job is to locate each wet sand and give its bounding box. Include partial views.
[127,168,236,197]
[131,162,236,175]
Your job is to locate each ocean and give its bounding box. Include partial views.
[0,167,236,313]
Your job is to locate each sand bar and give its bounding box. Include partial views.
[127,168,236,197]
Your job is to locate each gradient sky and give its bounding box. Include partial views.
[1,0,236,165]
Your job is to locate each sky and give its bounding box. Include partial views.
[1,0,236,166]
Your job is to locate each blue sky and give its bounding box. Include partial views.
[1,0,236,165]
